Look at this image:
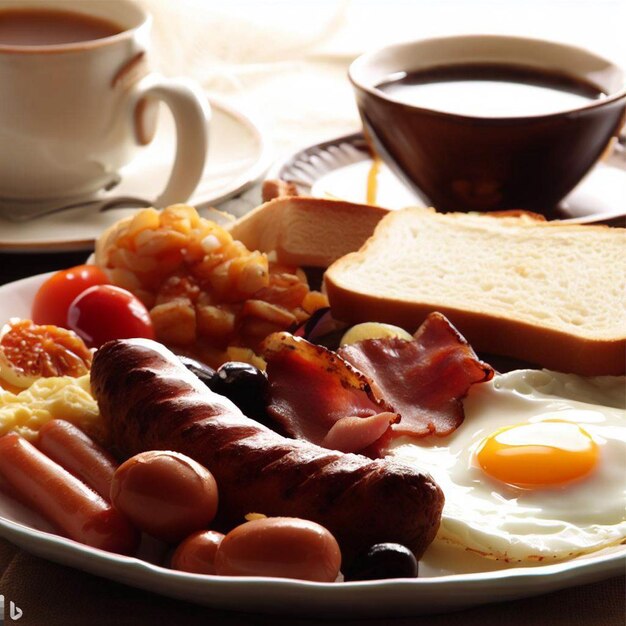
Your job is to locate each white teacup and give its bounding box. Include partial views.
[0,0,210,209]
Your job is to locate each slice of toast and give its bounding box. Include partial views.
[228,197,390,267]
[324,208,626,375]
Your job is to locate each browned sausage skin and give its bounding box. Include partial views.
[91,338,444,562]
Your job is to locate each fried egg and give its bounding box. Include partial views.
[392,369,626,562]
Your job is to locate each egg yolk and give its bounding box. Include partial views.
[476,420,599,488]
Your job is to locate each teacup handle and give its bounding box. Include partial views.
[129,74,211,207]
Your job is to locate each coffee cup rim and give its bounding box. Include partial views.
[349,34,626,122]
[0,0,149,54]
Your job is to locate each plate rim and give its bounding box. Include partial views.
[1,511,624,589]
[1,492,623,617]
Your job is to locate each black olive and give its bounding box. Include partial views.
[178,356,216,388]
[212,362,270,422]
[344,543,419,581]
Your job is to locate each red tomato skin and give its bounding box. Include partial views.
[31,265,109,328]
[67,285,154,348]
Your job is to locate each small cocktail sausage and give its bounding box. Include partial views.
[214,517,341,581]
[0,433,138,554]
[37,419,117,500]
[110,450,219,543]
[171,530,225,575]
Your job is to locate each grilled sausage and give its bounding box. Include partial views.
[91,338,444,562]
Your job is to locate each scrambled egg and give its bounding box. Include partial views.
[0,374,103,442]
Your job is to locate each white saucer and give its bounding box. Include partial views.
[276,133,626,224]
[0,96,272,253]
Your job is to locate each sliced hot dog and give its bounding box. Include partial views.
[37,419,117,500]
[0,432,138,554]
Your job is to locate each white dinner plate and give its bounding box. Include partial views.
[0,273,624,617]
[0,96,272,253]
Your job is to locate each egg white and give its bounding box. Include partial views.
[392,369,626,563]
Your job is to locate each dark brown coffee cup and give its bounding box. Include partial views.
[349,35,626,214]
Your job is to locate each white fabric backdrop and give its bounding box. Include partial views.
[138,0,626,158]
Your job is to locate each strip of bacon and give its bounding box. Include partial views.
[261,333,399,454]
[338,312,494,443]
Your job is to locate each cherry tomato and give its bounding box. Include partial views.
[31,265,109,328]
[110,450,219,543]
[67,285,154,348]
[214,517,341,581]
[171,530,225,575]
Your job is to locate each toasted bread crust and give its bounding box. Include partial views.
[261,179,299,202]
[325,209,626,376]
[325,282,625,375]
[228,196,390,267]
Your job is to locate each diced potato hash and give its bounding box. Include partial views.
[97,205,328,367]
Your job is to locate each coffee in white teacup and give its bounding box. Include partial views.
[0,0,210,209]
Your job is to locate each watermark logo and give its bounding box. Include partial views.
[9,602,22,622]
[0,595,23,622]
